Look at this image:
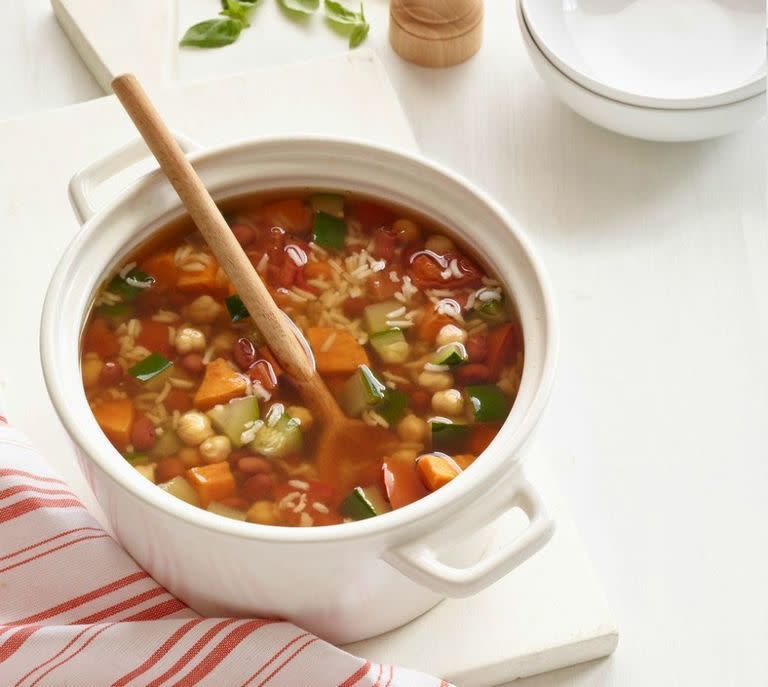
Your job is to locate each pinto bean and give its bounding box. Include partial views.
[242,473,275,501]
[180,354,204,375]
[98,361,123,386]
[238,456,273,474]
[130,415,157,451]
[233,337,257,371]
[155,457,186,483]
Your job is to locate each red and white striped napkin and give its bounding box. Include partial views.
[0,409,451,687]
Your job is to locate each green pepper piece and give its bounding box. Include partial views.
[225,294,250,322]
[430,420,469,452]
[376,389,408,426]
[465,384,510,423]
[129,352,173,382]
[107,268,154,302]
[340,487,378,520]
[313,212,347,251]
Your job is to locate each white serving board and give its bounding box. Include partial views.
[0,51,616,683]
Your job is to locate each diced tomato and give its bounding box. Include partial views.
[247,360,278,391]
[349,200,395,230]
[409,251,482,289]
[294,269,318,295]
[372,226,397,261]
[136,320,172,356]
[455,364,491,385]
[418,312,454,343]
[486,323,523,377]
[368,273,398,301]
[342,296,370,318]
[382,458,428,510]
[466,333,488,361]
[164,389,193,413]
[83,319,119,358]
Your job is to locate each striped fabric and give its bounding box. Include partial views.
[0,416,451,686]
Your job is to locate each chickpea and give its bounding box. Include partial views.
[199,434,232,464]
[177,411,214,446]
[436,324,467,347]
[425,234,455,255]
[431,388,465,416]
[247,500,278,525]
[397,414,429,443]
[211,331,238,354]
[174,327,206,355]
[417,370,454,391]
[287,406,314,432]
[82,355,103,388]
[185,295,222,324]
[393,218,421,244]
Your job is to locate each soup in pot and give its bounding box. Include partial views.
[81,192,524,526]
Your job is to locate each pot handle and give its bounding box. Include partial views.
[69,132,201,224]
[384,476,555,597]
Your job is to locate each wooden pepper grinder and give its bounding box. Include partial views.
[389,0,484,68]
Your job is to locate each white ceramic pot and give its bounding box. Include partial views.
[41,136,558,644]
[517,0,767,142]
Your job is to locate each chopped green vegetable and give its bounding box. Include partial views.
[225,294,250,322]
[312,212,347,250]
[363,299,402,334]
[124,452,151,466]
[207,501,247,520]
[340,486,389,520]
[159,476,200,506]
[278,0,319,14]
[376,389,408,426]
[95,303,134,324]
[207,396,260,447]
[370,328,410,364]
[310,194,345,218]
[107,268,154,302]
[128,353,173,383]
[324,0,369,48]
[151,430,181,459]
[431,342,468,367]
[430,419,469,452]
[475,294,507,323]
[180,17,243,47]
[341,365,386,417]
[465,385,510,423]
[250,413,302,457]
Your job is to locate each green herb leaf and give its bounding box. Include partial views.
[219,0,260,26]
[180,17,243,48]
[129,353,173,382]
[324,1,369,48]
[279,0,320,14]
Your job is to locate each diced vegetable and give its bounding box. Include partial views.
[136,320,172,356]
[151,430,181,459]
[225,294,249,322]
[303,261,333,281]
[135,463,156,483]
[340,365,386,417]
[129,352,173,383]
[340,485,390,520]
[429,419,469,452]
[158,475,200,506]
[363,299,403,334]
[262,199,312,234]
[95,303,134,324]
[431,342,468,367]
[83,319,120,358]
[177,260,221,293]
[207,396,260,447]
[376,389,408,426]
[187,462,236,507]
[207,501,247,521]
[93,399,135,449]
[123,452,150,466]
[140,251,178,289]
[310,194,345,218]
[452,453,477,470]
[465,384,510,422]
[369,328,408,364]
[107,268,154,301]
[475,295,506,322]
[250,413,302,457]
[416,453,461,491]
[418,312,455,343]
[312,212,347,250]
[193,358,249,410]
[382,457,428,509]
[307,327,370,374]
[486,323,523,377]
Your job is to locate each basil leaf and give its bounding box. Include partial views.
[349,21,369,48]
[220,0,260,26]
[180,17,243,48]
[324,0,362,24]
[279,0,320,14]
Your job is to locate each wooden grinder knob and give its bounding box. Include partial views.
[389,0,484,68]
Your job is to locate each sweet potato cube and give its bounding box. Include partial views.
[93,399,135,450]
[307,327,369,374]
[187,462,236,507]
[416,454,461,492]
[177,260,220,293]
[193,358,248,410]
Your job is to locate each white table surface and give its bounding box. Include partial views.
[2,2,767,686]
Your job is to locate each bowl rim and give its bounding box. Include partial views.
[41,135,559,545]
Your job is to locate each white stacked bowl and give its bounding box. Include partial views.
[517,0,767,141]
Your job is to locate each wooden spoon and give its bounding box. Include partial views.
[111,74,397,493]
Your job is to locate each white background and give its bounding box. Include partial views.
[2,1,767,685]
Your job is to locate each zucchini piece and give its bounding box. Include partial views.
[475,293,507,323]
[207,396,260,447]
[134,463,156,482]
[312,212,347,250]
[431,342,468,367]
[129,353,172,382]
[107,268,154,302]
[250,413,302,457]
[340,365,386,417]
[465,384,510,423]
[158,475,199,506]
[340,485,390,520]
[151,430,181,459]
[370,328,410,364]
[430,419,470,452]
[207,501,247,521]
[310,194,345,218]
[225,294,250,322]
[363,299,403,334]
[124,452,150,466]
[376,389,408,426]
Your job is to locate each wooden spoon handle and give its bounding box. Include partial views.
[111,73,316,383]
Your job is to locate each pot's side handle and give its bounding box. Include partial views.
[383,477,555,598]
[69,133,201,224]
